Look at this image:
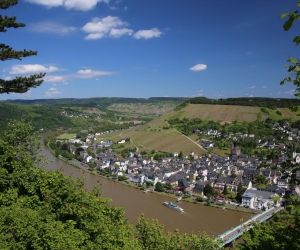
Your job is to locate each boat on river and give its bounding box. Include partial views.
[177,197,182,202]
[162,201,184,212]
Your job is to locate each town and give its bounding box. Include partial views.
[51,119,300,212]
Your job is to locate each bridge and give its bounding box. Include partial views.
[215,206,284,247]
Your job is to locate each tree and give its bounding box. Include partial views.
[286,195,300,215]
[255,174,267,185]
[0,0,45,94]
[222,184,228,195]
[136,215,221,250]
[164,182,173,190]
[280,1,300,97]
[203,184,214,197]
[0,120,225,249]
[237,211,300,250]
[271,196,280,206]
[236,182,244,203]
[155,182,164,192]
[178,151,183,158]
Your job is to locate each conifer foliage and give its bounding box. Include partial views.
[0,0,45,94]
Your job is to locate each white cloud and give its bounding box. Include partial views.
[133,28,162,39]
[26,0,110,11]
[84,33,106,40]
[109,6,117,10]
[248,86,255,89]
[65,0,109,11]
[40,68,115,83]
[263,86,267,88]
[76,69,115,78]
[10,64,60,74]
[83,16,131,40]
[190,64,207,72]
[1,75,12,80]
[83,16,162,40]
[28,21,76,35]
[109,28,133,38]
[26,0,64,8]
[285,90,295,95]
[44,76,65,82]
[44,87,61,97]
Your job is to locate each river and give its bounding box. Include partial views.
[40,135,252,236]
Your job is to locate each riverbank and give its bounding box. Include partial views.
[44,138,256,215]
[40,134,253,236]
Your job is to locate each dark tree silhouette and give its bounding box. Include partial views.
[0,0,45,94]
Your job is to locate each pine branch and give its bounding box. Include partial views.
[0,74,46,94]
[0,43,38,61]
[0,0,18,10]
[0,15,25,32]
[0,0,46,94]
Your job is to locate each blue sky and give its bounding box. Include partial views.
[1,0,299,100]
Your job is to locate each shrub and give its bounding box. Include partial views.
[196,197,204,202]
[261,107,269,114]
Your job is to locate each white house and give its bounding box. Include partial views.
[293,151,300,163]
[241,192,256,209]
[277,178,289,189]
[118,139,126,144]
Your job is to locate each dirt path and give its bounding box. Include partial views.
[130,139,139,152]
[164,120,207,152]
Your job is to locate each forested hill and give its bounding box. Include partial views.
[4,96,299,109]
[189,97,300,108]
[2,97,188,108]
[0,102,78,132]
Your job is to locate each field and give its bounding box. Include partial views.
[107,102,178,115]
[92,103,300,157]
[162,104,299,122]
[96,121,206,155]
[279,108,300,120]
[173,104,261,122]
[56,133,76,140]
[76,107,106,115]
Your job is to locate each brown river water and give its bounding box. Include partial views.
[40,135,252,237]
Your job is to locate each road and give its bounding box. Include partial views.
[219,206,283,245]
[165,120,207,152]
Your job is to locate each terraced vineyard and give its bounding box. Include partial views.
[162,104,299,123]
[96,120,206,156]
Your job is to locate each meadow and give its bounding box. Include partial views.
[96,119,206,156]
[162,104,299,123]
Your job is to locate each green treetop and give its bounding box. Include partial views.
[280,0,300,97]
[0,0,45,94]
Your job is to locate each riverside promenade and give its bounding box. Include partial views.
[216,206,284,247]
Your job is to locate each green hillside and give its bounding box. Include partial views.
[162,103,299,123]
[3,97,188,108]
[0,102,127,133]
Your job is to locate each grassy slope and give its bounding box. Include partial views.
[161,104,299,122]
[96,118,206,155]
[95,104,299,156]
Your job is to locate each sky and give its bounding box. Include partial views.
[1,0,300,100]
